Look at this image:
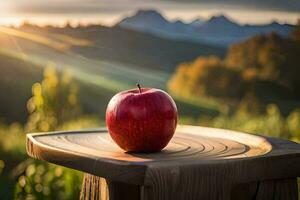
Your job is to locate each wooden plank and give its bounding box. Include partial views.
[26,125,300,199]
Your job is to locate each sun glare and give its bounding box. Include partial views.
[0,2,22,26]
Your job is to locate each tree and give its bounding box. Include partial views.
[225,29,300,97]
[225,35,267,70]
[290,20,300,41]
[168,24,300,108]
[225,33,285,82]
[168,56,243,99]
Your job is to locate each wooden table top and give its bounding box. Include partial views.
[26,125,300,185]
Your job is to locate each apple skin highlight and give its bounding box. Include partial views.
[106,87,177,153]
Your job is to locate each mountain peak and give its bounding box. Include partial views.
[123,9,167,22]
[209,15,231,22]
[136,9,162,17]
[133,9,167,22]
[205,14,239,28]
[117,9,168,28]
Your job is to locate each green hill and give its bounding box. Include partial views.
[0,25,222,123]
[0,51,42,123]
[19,24,225,72]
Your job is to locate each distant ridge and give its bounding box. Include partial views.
[118,10,191,35]
[117,10,294,46]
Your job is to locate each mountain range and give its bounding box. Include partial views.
[117,10,295,46]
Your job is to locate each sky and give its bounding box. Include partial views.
[0,0,300,26]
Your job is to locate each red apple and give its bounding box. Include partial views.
[106,84,177,153]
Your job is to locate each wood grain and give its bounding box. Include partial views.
[26,125,300,200]
[80,174,141,200]
[231,178,298,200]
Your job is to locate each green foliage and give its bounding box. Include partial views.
[0,67,102,200]
[0,123,27,200]
[14,67,98,200]
[5,113,100,200]
[178,104,300,142]
[26,67,81,132]
[14,161,82,200]
[287,108,300,142]
[0,123,26,158]
[210,104,288,139]
[8,114,100,200]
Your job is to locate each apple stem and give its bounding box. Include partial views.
[136,83,142,93]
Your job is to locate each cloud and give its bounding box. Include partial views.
[8,0,157,14]
[165,0,300,12]
[6,0,300,15]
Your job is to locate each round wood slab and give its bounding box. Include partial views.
[27,125,300,185]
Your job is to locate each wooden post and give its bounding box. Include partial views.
[80,174,141,200]
[26,125,300,200]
